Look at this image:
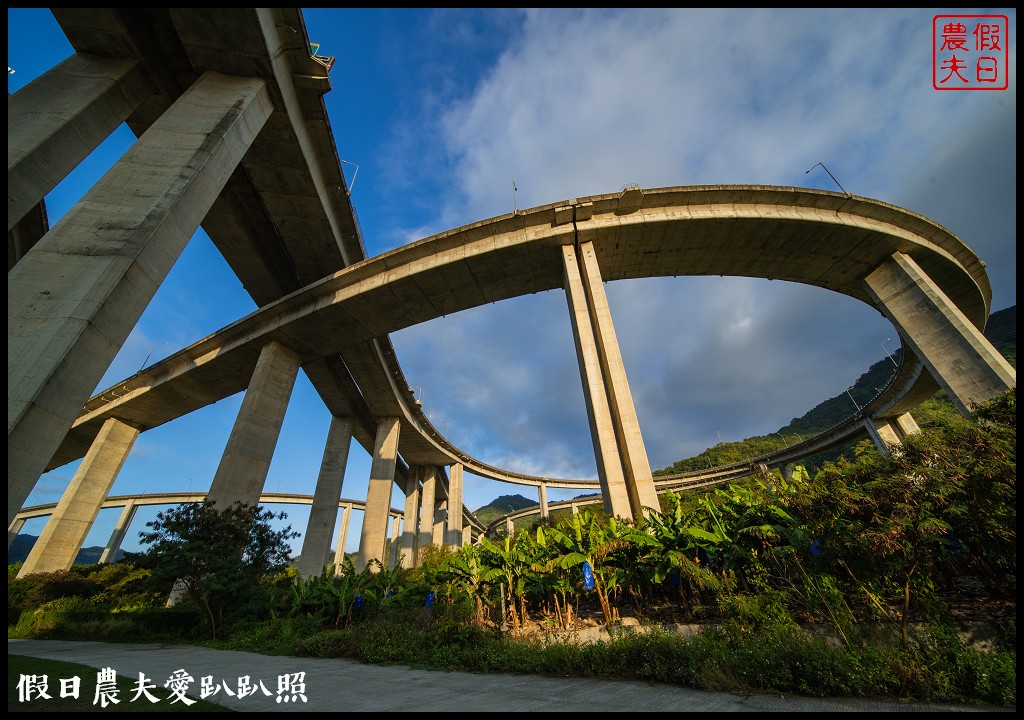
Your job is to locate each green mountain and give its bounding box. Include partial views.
[8,534,124,565]
[985,305,1016,364]
[655,305,1016,476]
[473,494,537,526]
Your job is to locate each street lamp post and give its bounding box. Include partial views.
[881,337,898,367]
[845,388,861,412]
[805,162,850,196]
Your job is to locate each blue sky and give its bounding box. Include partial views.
[9,8,1017,556]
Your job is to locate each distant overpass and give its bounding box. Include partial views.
[11,491,486,566]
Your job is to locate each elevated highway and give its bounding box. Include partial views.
[46,185,997,483]
[9,8,1014,575]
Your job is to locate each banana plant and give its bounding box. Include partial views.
[641,490,702,584]
[479,532,535,628]
[287,557,367,627]
[440,543,501,626]
[547,510,652,625]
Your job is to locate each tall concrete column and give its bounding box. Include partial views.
[8,518,27,551]
[333,504,352,575]
[505,517,514,537]
[18,417,140,577]
[462,525,472,546]
[388,515,402,570]
[864,253,1015,417]
[432,498,447,546]
[8,53,153,233]
[356,416,400,572]
[566,242,658,520]
[563,243,633,520]
[8,72,274,527]
[576,240,660,516]
[297,417,353,578]
[206,341,301,509]
[418,467,437,549]
[538,483,549,520]
[399,467,421,568]
[99,499,137,564]
[446,463,464,548]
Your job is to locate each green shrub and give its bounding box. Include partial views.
[14,569,101,606]
[294,629,352,657]
[719,590,796,632]
[8,602,24,627]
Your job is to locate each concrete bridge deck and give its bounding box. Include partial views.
[43,185,985,487]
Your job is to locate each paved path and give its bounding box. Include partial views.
[9,639,1012,712]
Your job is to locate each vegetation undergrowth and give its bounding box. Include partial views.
[9,390,1016,708]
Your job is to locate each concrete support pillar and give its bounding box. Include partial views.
[8,518,26,551]
[863,417,902,458]
[388,515,402,570]
[563,241,659,520]
[356,416,400,572]
[99,500,137,564]
[206,340,301,509]
[297,417,353,578]
[571,503,579,515]
[894,412,922,437]
[864,253,1016,416]
[18,417,140,577]
[8,72,273,527]
[462,525,472,547]
[8,54,153,233]
[446,463,464,547]
[399,468,421,568]
[505,516,514,537]
[538,483,549,520]
[563,243,633,520]
[418,467,437,550]
[9,203,48,273]
[332,504,352,575]
[432,498,447,546]
[864,410,924,459]
[575,240,660,515]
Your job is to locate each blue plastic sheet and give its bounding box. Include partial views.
[582,561,595,590]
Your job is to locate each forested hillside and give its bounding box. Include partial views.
[655,305,1015,476]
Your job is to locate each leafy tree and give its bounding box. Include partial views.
[131,500,298,638]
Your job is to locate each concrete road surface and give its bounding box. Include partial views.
[9,639,1014,712]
